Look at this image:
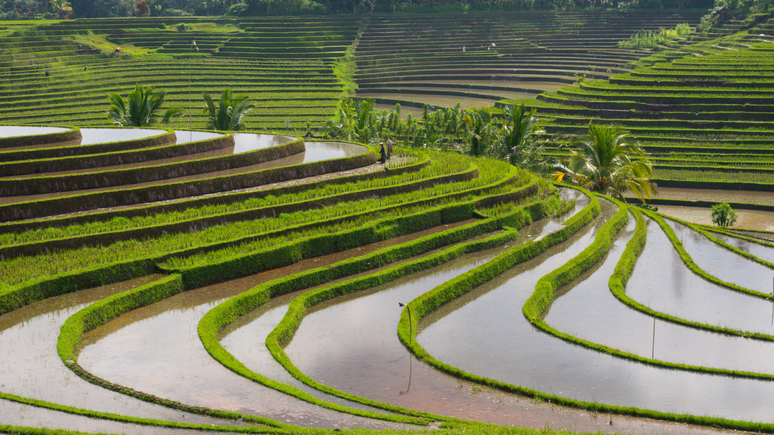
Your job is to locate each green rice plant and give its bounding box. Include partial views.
[618,23,693,48]
[0,159,519,288]
[0,151,465,247]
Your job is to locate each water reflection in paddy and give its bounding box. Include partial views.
[627,220,774,334]
[0,398,220,435]
[79,128,167,145]
[173,130,222,144]
[0,126,69,137]
[79,223,480,429]
[223,189,584,402]
[281,195,606,429]
[78,280,405,430]
[547,217,774,375]
[420,205,774,423]
[666,218,774,293]
[0,276,231,425]
[709,230,774,264]
[232,133,293,154]
[303,142,366,162]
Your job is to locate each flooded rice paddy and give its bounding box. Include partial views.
[78,128,169,145]
[76,221,481,429]
[666,218,774,294]
[548,217,774,375]
[420,203,774,423]
[0,126,70,136]
[6,122,774,434]
[627,220,774,335]
[0,276,240,426]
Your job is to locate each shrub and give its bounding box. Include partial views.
[711,202,738,227]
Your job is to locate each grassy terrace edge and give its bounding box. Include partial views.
[396,193,774,432]
[528,202,774,381]
[0,155,472,258]
[0,146,429,235]
[0,155,521,310]
[257,187,560,422]
[611,212,774,344]
[53,179,555,428]
[0,141,376,222]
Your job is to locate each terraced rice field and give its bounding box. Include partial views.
[0,16,360,131]
[2,124,774,435]
[4,10,774,435]
[355,10,704,107]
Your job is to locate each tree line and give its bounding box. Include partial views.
[2,0,712,19]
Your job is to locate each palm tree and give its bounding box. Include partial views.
[486,104,551,173]
[323,98,375,144]
[107,85,182,127]
[553,122,657,203]
[202,88,258,131]
[49,0,72,18]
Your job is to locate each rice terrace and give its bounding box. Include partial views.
[4,0,774,433]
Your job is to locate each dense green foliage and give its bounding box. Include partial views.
[107,84,183,127]
[1,0,712,19]
[202,87,258,131]
[552,123,656,202]
[711,202,738,227]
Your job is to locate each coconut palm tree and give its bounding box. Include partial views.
[107,85,182,127]
[486,103,552,173]
[202,88,258,131]
[49,0,72,18]
[553,122,656,203]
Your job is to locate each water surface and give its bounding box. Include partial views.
[79,128,167,145]
[548,217,774,375]
[627,220,774,335]
[232,134,293,154]
[667,218,774,293]
[0,126,69,137]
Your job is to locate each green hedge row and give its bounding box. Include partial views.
[0,137,304,197]
[54,274,288,428]
[0,159,515,289]
[0,126,80,148]
[644,210,771,299]
[163,178,537,290]
[0,131,228,173]
[0,129,178,163]
[0,147,377,222]
[0,152,429,235]
[611,211,774,344]
[398,196,774,432]
[0,165,477,259]
[0,258,156,316]
[0,172,528,317]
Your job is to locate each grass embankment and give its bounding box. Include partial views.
[55,177,558,427]
[201,183,565,422]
